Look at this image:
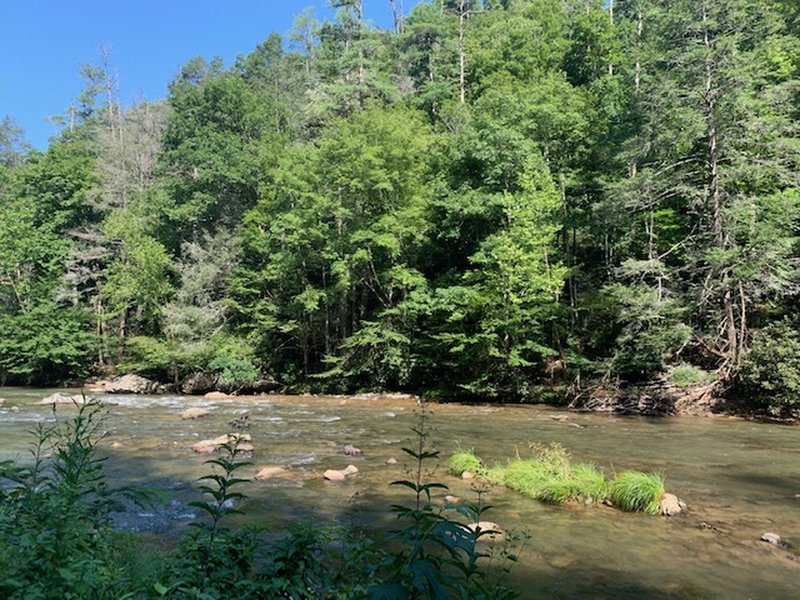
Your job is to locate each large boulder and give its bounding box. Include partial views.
[105,374,165,394]
[204,391,232,400]
[227,379,281,395]
[181,372,217,395]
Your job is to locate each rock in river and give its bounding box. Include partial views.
[760,532,790,548]
[40,392,86,405]
[191,433,252,454]
[660,493,686,516]
[181,407,210,420]
[324,469,347,481]
[254,466,288,480]
[105,374,165,394]
[324,465,359,481]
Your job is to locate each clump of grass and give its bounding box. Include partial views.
[539,463,610,504]
[448,450,484,477]
[484,465,507,486]
[498,443,573,499]
[502,459,555,498]
[449,445,668,516]
[570,463,610,501]
[609,471,665,515]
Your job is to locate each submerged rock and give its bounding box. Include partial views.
[343,444,362,456]
[191,433,252,454]
[386,457,398,465]
[467,521,504,541]
[254,466,288,480]
[105,374,165,394]
[761,532,790,548]
[181,407,211,420]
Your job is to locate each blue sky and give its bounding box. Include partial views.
[0,1,423,149]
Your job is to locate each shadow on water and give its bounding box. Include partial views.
[98,448,718,600]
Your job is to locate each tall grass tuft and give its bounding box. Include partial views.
[448,449,484,477]
[609,471,665,515]
[502,459,556,498]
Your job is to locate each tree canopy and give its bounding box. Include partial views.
[2,0,799,413]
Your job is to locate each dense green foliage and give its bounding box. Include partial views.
[2,1,799,411]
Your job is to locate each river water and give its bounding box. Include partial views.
[0,387,798,598]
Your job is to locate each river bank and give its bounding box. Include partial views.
[74,372,800,424]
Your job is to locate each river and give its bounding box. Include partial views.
[1,387,798,598]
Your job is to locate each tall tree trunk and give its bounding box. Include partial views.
[457,0,469,104]
[702,0,738,368]
[388,0,404,34]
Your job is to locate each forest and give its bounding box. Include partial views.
[1,0,799,416]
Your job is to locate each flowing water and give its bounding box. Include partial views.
[1,387,798,598]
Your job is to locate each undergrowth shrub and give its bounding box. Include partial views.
[737,320,800,417]
[669,364,714,388]
[0,400,145,600]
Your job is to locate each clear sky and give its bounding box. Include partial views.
[0,1,423,150]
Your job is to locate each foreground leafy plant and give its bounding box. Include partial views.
[157,425,260,599]
[371,405,520,600]
[0,399,142,599]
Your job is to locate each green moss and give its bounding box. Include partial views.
[610,471,665,515]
